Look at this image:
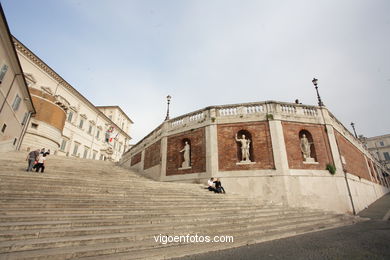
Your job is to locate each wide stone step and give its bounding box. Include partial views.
[0,213,345,253]
[0,209,318,233]
[84,218,354,260]
[0,207,307,224]
[0,199,257,208]
[0,215,353,259]
[0,211,330,242]
[0,208,311,231]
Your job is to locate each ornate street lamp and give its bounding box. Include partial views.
[165,95,172,121]
[312,78,324,106]
[350,122,358,138]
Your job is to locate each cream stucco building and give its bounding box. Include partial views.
[0,6,35,152]
[365,134,390,170]
[13,39,132,161]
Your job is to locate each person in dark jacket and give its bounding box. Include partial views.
[26,149,39,172]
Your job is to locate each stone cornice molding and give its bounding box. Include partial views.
[97,105,134,124]
[24,73,36,85]
[69,106,78,112]
[41,86,53,95]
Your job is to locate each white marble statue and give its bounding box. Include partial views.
[235,133,251,162]
[180,141,191,168]
[300,134,313,161]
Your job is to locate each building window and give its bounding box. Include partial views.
[384,152,390,161]
[119,143,122,152]
[60,139,67,151]
[1,123,6,133]
[12,94,22,111]
[79,119,84,129]
[21,112,29,125]
[83,147,89,159]
[67,111,73,123]
[0,63,9,83]
[88,124,93,135]
[96,130,100,139]
[13,138,17,145]
[379,141,385,147]
[92,151,98,160]
[31,123,38,129]
[72,143,79,156]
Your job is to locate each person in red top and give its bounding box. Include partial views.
[35,153,47,173]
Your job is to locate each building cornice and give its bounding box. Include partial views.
[96,105,134,124]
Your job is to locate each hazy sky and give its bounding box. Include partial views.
[2,0,389,142]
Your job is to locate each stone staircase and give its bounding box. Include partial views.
[0,152,359,259]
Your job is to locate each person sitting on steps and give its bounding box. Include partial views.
[214,178,226,194]
[207,178,217,193]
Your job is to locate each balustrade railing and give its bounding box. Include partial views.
[218,107,238,116]
[302,107,318,116]
[280,104,296,114]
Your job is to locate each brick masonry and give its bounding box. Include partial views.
[143,141,161,170]
[30,88,66,131]
[130,151,142,166]
[217,122,274,171]
[166,127,206,176]
[282,122,334,170]
[335,131,371,180]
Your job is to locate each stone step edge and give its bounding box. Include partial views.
[0,216,355,259]
[0,214,347,253]
[0,211,333,239]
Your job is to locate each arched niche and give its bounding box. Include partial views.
[299,130,317,162]
[236,130,254,162]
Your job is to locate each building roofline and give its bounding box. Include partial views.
[12,37,131,140]
[366,134,390,140]
[0,3,36,114]
[96,105,134,124]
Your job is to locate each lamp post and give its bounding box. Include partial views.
[165,95,171,121]
[312,78,324,106]
[350,122,358,138]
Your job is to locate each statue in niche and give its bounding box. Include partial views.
[300,134,314,162]
[179,141,191,168]
[235,133,251,162]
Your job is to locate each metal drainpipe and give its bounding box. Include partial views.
[334,136,356,215]
[0,73,22,113]
[16,111,32,151]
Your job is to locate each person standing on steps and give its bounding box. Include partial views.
[35,153,47,173]
[26,149,39,172]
